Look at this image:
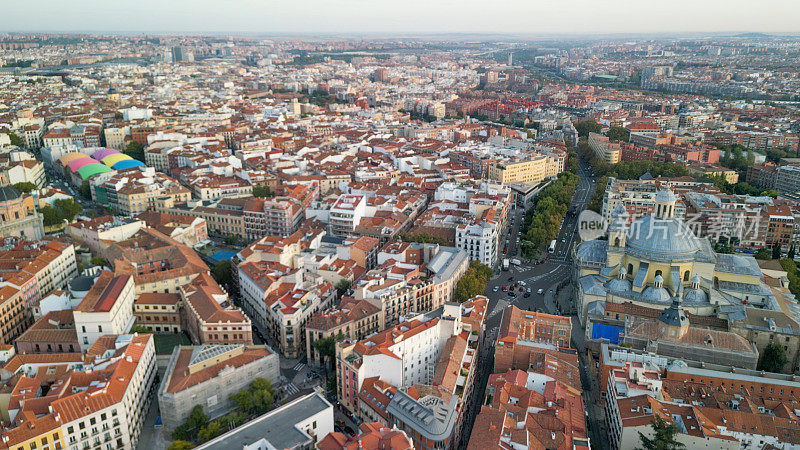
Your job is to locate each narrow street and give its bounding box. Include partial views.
[460,153,605,448]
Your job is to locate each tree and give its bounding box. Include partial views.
[166,441,195,450]
[252,185,273,198]
[90,256,108,267]
[335,279,352,298]
[40,205,63,227]
[606,126,630,142]
[637,416,685,450]
[186,405,208,430]
[573,120,602,138]
[211,260,233,286]
[789,245,795,260]
[53,198,83,222]
[754,248,772,260]
[231,378,274,416]
[779,258,800,296]
[772,243,782,260]
[399,231,448,246]
[124,141,145,160]
[12,182,36,193]
[78,182,92,200]
[7,133,24,147]
[312,336,336,368]
[224,235,241,245]
[197,421,222,443]
[759,342,788,373]
[454,261,493,302]
[172,405,208,441]
[130,325,150,334]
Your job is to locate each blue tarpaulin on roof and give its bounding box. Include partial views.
[591,323,624,344]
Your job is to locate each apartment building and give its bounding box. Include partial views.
[329,194,367,237]
[710,130,800,153]
[588,132,623,165]
[103,227,209,296]
[163,197,248,239]
[486,152,561,184]
[468,367,589,450]
[600,345,800,450]
[337,298,487,450]
[0,284,29,346]
[72,272,136,350]
[0,158,46,188]
[494,306,574,372]
[318,422,414,450]
[180,273,253,346]
[188,174,253,201]
[67,215,145,255]
[135,211,208,247]
[775,165,800,198]
[133,292,182,333]
[353,244,469,326]
[91,167,191,216]
[305,299,385,366]
[0,334,156,450]
[455,222,498,266]
[241,183,318,240]
[0,239,78,299]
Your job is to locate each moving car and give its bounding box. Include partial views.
[537,288,544,295]
[493,286,499,292]
[502,285,508,292]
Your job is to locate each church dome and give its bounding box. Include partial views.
[655,189,678,203]
[0,186,21,203]
[683,287,709,304]
[641,285,672,303]
[625,215,701,262]
[606,277,632,293]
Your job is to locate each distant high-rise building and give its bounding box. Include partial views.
[508,52,513,66]
[373,68,388,82]
[171,45,185,62]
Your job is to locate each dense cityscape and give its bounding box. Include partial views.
[0,26,800,450]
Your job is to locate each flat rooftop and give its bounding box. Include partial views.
[197,391,331,450]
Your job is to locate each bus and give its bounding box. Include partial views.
[548,240,557,254]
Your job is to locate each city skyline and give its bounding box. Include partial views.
[3,0,800,35]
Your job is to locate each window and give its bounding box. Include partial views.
[683,270,690,281]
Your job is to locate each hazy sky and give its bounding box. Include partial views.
[4,0,799,35]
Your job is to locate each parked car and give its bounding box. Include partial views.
[493,286,499,292]
[508,291,516,297]
[502,285,508,292]
[523,292,531,298]
[537,288,544,295]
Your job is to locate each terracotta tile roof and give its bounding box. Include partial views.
[165,345,273,394]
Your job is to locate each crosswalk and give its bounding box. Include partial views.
[283,383,300,396]
[488,298,510,320]
[292,362,305,372]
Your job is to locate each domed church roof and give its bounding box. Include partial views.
[0,186,21,203]
[625,215,702,262]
